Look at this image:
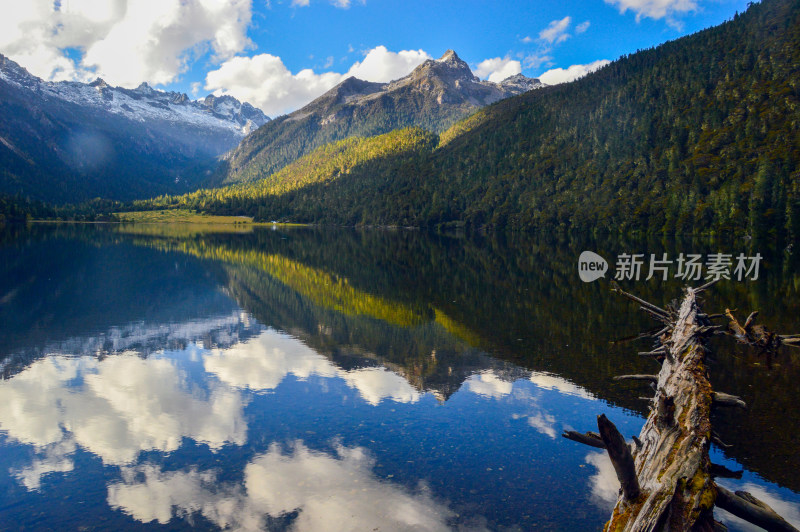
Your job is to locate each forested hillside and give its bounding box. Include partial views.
[100,0,800,237]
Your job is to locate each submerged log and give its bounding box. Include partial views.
[563,284,799,531]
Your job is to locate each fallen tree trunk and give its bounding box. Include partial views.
[603,286,717,530]
[564,284,799,532]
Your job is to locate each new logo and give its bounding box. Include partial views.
[578,251,608,283]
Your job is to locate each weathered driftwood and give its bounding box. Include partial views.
[725,308,790,352]
[603,286,717,531]
[564,285,799,532]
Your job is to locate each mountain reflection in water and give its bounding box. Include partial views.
[0,224,798,531]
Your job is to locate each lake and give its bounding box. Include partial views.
[0,224,798,531]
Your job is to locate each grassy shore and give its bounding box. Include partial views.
[115,209,254,224]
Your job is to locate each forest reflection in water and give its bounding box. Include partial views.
[0,223,798,531]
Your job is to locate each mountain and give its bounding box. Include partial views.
[0,55,269,203]
[216,50,543,185]
[147,0,800,238]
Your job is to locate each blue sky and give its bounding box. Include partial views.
[0,0,751,115]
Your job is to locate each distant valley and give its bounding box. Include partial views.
[0,55,268,203]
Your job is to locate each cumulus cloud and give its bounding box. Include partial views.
[108,442,455,531]
[604,0,698,25]
[538,59,611,85]
[347,46,431,82]
[0,0,252,87]
[576,20,591,34]
[205,45,431,116]
[474,57,522,83]
[539,16,573,44]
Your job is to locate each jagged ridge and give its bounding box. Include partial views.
[217,50,543,185]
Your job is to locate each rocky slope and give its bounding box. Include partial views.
[217,50,543,185]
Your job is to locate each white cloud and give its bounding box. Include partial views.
[331,0,352,7]
[521,36,534,44]
[108,442,456,531]
[576,20,591,33]
[0,0,253,87]
[604,0,698,24]
[346,45,431,83]
[291,0,310,6]
[524,54,554,70]
[539,16,572,44]
[204,45,431,116]
[538,59,611,85]
[474,57,521,83]
[204,53,343,116]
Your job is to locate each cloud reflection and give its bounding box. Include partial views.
[464,370,513,398]
[0,354,246,474]
[715,482,800,531]
[204,329,421,406]
[108,441,456,531]
[585,451,619,509]
[529,371,594,399]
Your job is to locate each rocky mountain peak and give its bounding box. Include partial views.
[134,82,155,94]
[498,73,545,92]
[404,49,477,86]
[89,78,109,89]
[437,49,463,65]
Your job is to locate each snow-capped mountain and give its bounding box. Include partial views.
[0,54,268,203]
[0,56,268,138]
[220,50,544,185]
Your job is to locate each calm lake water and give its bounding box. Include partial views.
[0,224,798,531]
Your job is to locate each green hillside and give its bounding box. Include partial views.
[135,0,800,237]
